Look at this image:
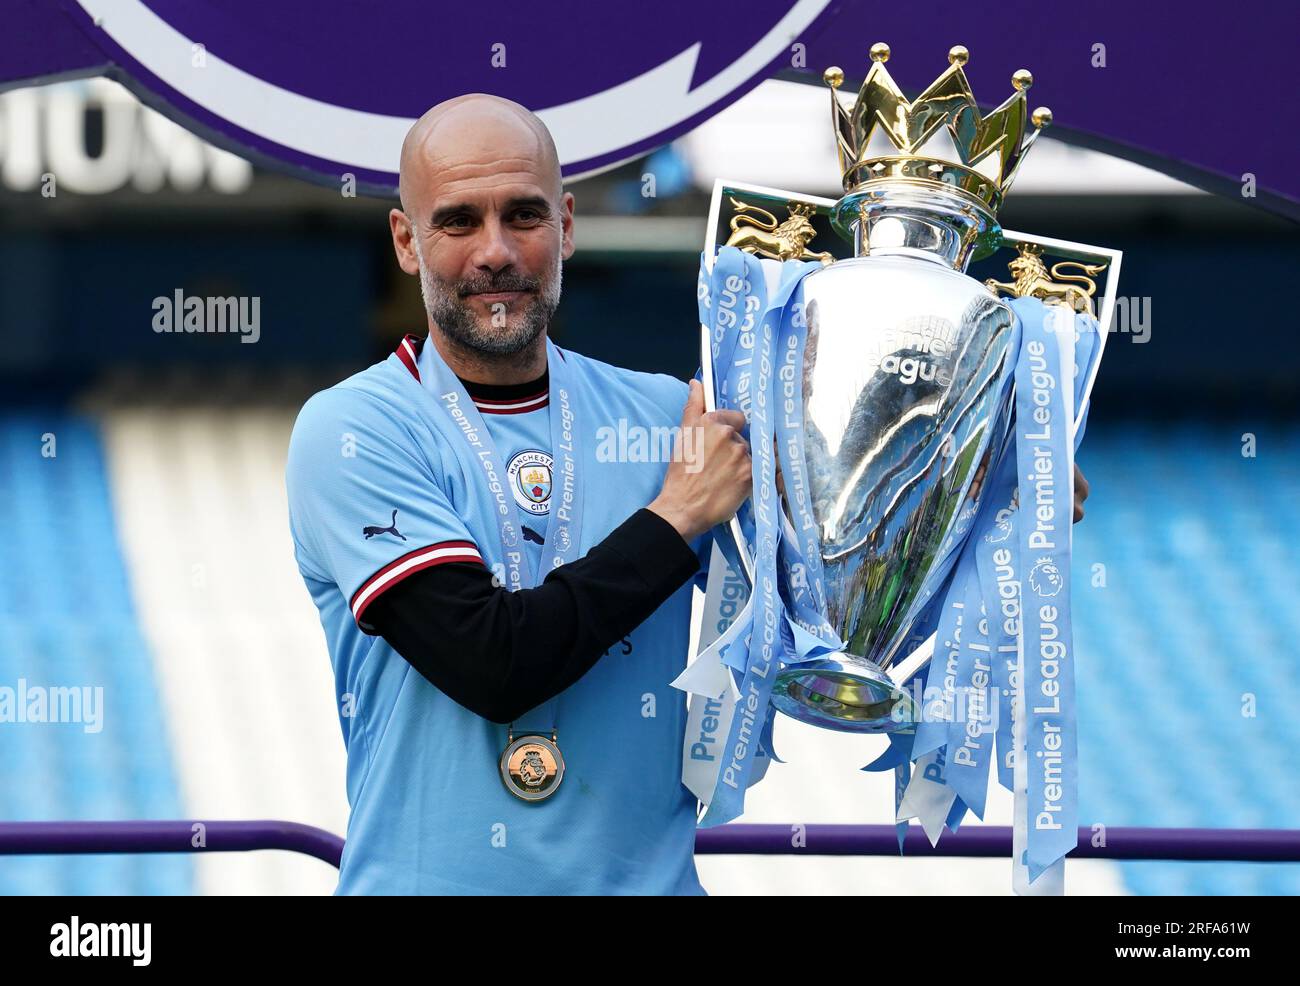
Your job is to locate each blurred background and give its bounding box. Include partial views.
[0,75,1297,895]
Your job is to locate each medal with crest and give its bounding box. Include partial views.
[500,730,565,802]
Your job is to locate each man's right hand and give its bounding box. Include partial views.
[648,379,752,542]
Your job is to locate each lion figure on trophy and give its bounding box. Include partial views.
[723,197,835,264]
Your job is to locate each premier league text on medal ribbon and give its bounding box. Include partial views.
[552,385,577,563]
[440,388,520,588]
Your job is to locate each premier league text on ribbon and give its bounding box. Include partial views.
[1021,334,1069,832]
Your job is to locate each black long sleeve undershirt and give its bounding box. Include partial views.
[364,508,701,724]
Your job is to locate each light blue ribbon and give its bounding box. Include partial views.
[974,454,1022,793]
[418,337,585,733]
[773,291,840,653]
[896,299,1096,877]
[944,560,996,820]
[698,247,838,825]
[911,563,969,758]
[1009,297,1079,879]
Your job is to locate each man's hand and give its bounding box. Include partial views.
[967,450,1091,523]
[1072,463,1089,522]
[648,379,752,542]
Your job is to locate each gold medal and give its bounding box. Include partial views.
[500,730,564,802]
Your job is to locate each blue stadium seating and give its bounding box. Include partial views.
[1073,420,1300,894]
[0,410,192,895]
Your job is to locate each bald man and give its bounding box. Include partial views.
[286,95,751,895]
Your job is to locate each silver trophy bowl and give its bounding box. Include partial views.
[772,290,1016,732]
[714,183,1021,734]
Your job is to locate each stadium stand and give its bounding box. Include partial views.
[0,410,191,894]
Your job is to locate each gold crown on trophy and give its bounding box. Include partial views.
[824,43,1052,214]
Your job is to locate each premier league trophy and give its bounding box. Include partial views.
[694,42,1122,741]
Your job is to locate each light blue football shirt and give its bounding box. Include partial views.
[286,333,708,894]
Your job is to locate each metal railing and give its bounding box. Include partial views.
[2,821,1299,868]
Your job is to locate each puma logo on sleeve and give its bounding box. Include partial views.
[363,509,406,541]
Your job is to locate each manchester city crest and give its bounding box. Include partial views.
[506,449,552,516]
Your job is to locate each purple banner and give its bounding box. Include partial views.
[1,0,1295,216]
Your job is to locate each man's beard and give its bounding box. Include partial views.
[416,248,562,358]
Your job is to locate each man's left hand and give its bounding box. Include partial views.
[968,455,1091,523]
[1072,463,1090,522]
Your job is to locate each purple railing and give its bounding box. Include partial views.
[1,821,1298,867]
[0,820,345,867]
[695,824,1300,861]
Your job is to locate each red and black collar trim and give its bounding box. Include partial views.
[396,333,550,414]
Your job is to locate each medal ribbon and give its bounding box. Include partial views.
[419,337,585,737]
